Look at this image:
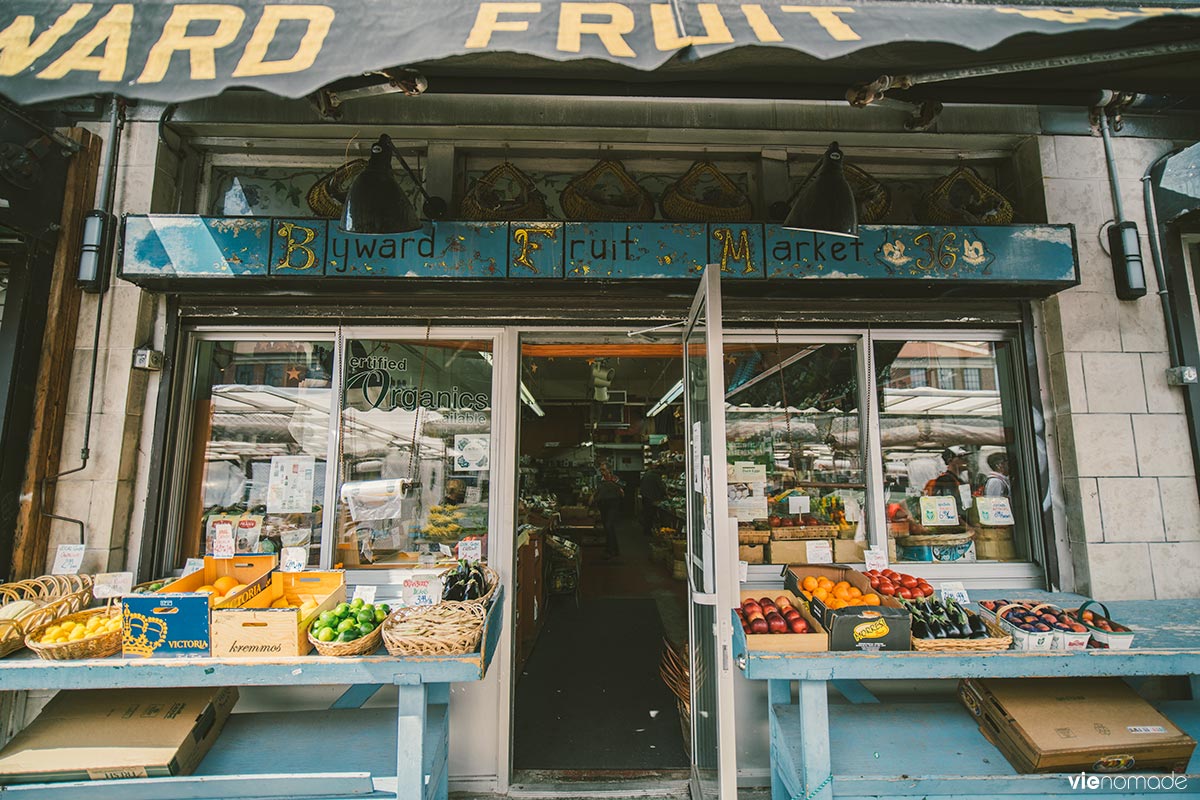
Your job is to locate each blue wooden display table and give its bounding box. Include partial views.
[0,589,503,800]
[734,593,1200,800]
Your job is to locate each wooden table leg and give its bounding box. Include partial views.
[797,679,832,800]
[395,675,427,800]
[767,679,791,800]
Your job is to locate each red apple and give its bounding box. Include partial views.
[750,618,768,634]
[767,613,788,633]
[789,617,809,634]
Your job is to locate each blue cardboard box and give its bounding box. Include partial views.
[122,593,213,658]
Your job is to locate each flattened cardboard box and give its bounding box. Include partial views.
[959,678,1195,774]
[0,687,238,784]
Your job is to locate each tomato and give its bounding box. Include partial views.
[900,575,918,589]
[921,584,935,598]
[868,577,880,589]
[898,586,914,599]
[883,570,899,580]
[877,581,895,596]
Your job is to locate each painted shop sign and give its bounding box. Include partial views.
[120,215,1078,288]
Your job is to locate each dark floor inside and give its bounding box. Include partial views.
[513,510,690,772]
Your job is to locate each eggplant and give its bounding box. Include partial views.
[927,619,947,639]
[968,615,989,638]
[912,620,935,639]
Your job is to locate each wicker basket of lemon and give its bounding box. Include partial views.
[26,603,122,660]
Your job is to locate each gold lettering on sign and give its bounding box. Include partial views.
[233,5,334,77]
[137,4,244,84]
[277,222,318,271]
[38,4,132,81]
[740,4,783,42]
[994,7,1138,23]
[913,231,933,271]
[913,231,959,272]
[712,228,756,274]
[465,2,542,48]
[512,227,554,271]
[779,6,860,41]
[651,3,733,50]
[0,3,91,77]
[558,2,636,58]
[937,232,958,271]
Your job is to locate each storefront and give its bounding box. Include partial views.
[3,1,1200,798]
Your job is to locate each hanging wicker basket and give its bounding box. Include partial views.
[306,159,367,219]
[561,160,656,221]
[460,163,547,221]
[660,161,752,222]
[918,166,1014,225]
[795,159,891,223]
[381,601,486,656]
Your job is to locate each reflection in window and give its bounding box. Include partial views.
[337,339,493,567]
[184,340,333,566]
[908,368,927,388]
[875,340,1024,563]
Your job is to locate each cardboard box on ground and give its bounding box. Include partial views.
[0,687,238,784]
[959,678,1196,774]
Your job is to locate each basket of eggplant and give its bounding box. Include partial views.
[441,560,497,607]
[901,596,1012,651]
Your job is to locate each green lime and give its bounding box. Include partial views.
[319,611,336,625]
[356,610,375,625]
[334,603,351,617]
[338,630,358,642]
[378,604,390,615]
[149,582,163,591]
[317,627,335,642]
[336,618,357,633]
[350,597,365,609]
[374,608,387,623]
[358,621,375,635]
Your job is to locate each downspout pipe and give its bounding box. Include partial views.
[1143,155,1183,369]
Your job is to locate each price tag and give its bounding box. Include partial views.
[211,519,235,559]
[182,558,205,576]
[402,576,437,607]
[919,495,960,526]
[465,486,482,504]
[438,543,454,557]
[51,544,86,575]
[958,484,973,509]
[93,572,134,599]
[938,581,970,604]
[975,496,1014,526]
[457,539,483,562]
[805,540,833,564]
[738,560,749,582]
[864,547,889,572]
[352,584,377,604]
[788,495,811,514]
[280,547,307,572]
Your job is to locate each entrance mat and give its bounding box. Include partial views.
[514,597,689,770]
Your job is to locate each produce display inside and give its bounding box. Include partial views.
[736,595,811,634]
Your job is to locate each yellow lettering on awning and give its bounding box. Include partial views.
[233,5,333,77]
[137,4,244,84]
[652,3,733,50]
[994,7,1138,23]
[741,4,783,43]
[466,2,542,48]
[38,4,131,81]
[558,2,636,58]
[0,3,91,77]
[780,5,860,41]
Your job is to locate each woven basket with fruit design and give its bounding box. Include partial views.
[25,603,122,661]
[382,601,485,656]
[306,159,367,218]
[918,166,1014,225]
[460,163,547,221]
[307,623,382,657]
[0,575,94,658]
[660,161,752,222]
[561,160,655,221]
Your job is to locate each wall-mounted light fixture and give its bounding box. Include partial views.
[782,142,859,239]
[340,134,446,234]
[77,209,114,293]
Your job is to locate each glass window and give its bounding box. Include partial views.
[908,368,927,388]
[182,339,334,566]
[336,338,493,567]
[723,342,865,552]
[936,367,957,390]
[963,368,982,391]
[874,340,1025,564]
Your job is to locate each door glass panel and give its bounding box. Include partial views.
[874,339,1027,563]
[684,298,719,800]
[723,342,865,557]
[337,338,493,567]
[183,339,334,567]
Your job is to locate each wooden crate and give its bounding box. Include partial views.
[739,544,765,565]
[211,572,345,658]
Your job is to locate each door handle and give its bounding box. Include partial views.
[686,570,719,606]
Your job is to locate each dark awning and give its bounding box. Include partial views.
[1,0,1198,105]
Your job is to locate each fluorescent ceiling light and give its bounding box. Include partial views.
[647,379,684,417]
[480,352,544,417]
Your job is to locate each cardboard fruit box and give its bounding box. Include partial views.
[210,571,346,657]
[0,686,238,784]
[782,564,911,652]
[959,677,1195,774]
[123,555,276,658]
[737,589,828,652]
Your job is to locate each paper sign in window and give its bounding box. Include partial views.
[919,495,959,526]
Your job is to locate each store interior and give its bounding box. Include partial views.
[512,343,691,773]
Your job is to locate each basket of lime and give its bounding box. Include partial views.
[306,597,388,657]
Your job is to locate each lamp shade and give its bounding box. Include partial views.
[782,142,859,238]
[340,134,421,234]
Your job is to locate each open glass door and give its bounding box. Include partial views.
[684,267,738,800]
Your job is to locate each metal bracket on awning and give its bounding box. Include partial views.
[307,68,429,121]
[847,39,1200,108]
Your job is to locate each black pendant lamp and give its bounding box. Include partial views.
[782,142,859,238]
[340,134,446,234]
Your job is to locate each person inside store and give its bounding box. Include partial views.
[593,465,625,558]
[923,445,972,519]
[639,461,666,537]
[443,478,467,507]
[982,451,1011,497]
